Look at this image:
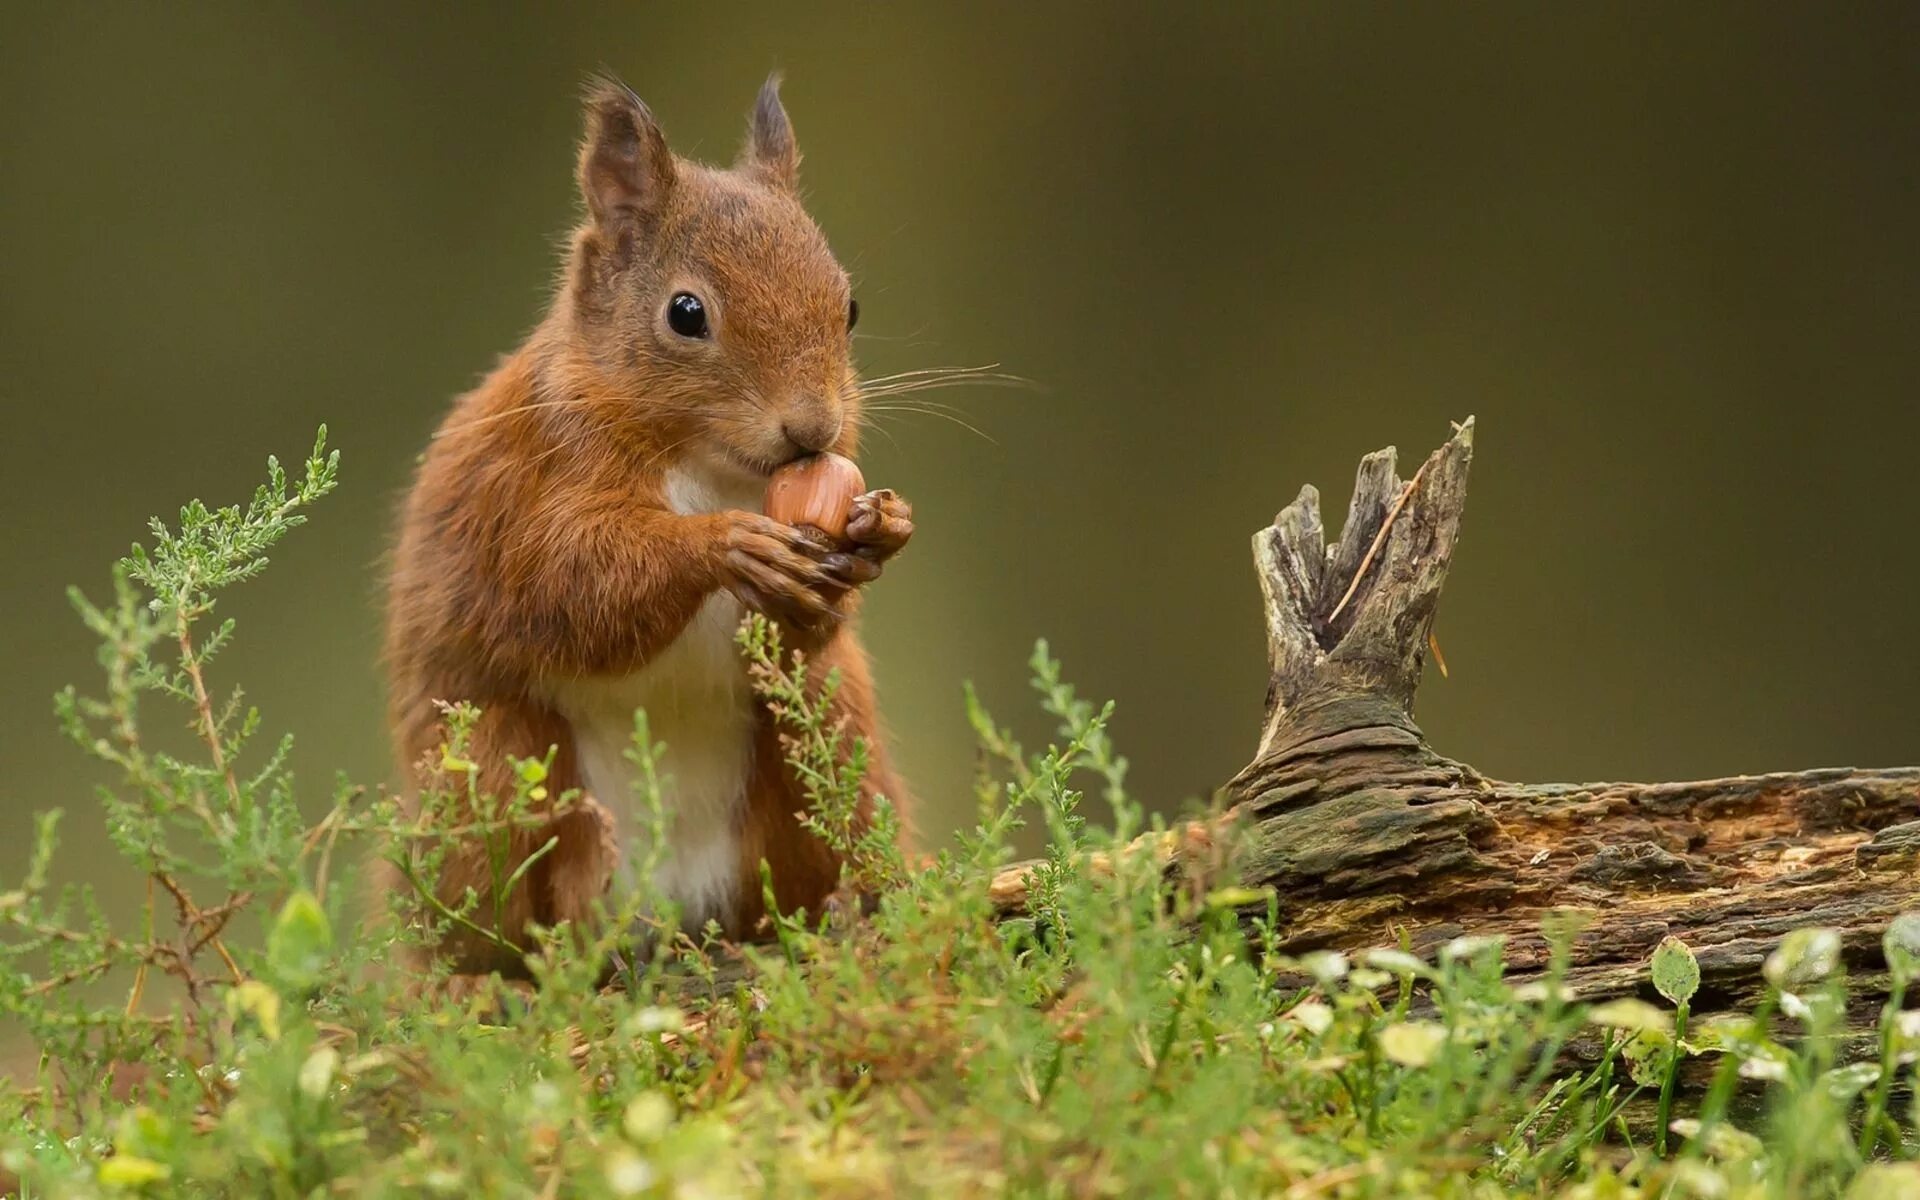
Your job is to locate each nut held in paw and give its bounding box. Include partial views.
[764,452,865,541]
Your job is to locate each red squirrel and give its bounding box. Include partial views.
[383,75,912,975]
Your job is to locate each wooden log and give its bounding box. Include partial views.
[993,417,1920,1023]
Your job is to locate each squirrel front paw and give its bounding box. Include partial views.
[844,489,914,565]
[719,512,847,636]
[793,490,913,598]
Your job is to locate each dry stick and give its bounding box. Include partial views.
[26,945,179,999]
[103,873,163,1102]
[184,892,253,957]
[125,874,154,1016]
[173,615,248,985]
[301,799,357,905]
[1324,455,1431,626]
[1283,1160,1384,1199]
[314,812,345,905]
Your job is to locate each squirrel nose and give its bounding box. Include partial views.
[781,415,841,456]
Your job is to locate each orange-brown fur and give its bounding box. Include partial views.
[382,75,910,975]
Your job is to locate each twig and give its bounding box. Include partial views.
[1325,456,1431,625]
[154,870,242,985]
[304,801,356,904]
[125,874,154,1016]
[172,611,247,984]
[25,944,180,999]
[184,891,253,958]
[1283,1161,1382,1199]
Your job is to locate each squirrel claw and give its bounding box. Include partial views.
[822,551,882,587]
[725,544,842,636]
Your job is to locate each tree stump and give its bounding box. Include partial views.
[997,417,1920,1028]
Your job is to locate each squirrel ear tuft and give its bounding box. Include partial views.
[741,72,799,191]
[578,74,675,227]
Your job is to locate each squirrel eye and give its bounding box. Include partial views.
[666,292,710,339]
[847,298,860,332]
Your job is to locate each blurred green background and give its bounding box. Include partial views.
[2,4,1917,910]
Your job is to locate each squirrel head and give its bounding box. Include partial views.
[558,74,860,480]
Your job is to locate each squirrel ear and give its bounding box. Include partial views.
[740,73,799,191]
[578,74,675,227]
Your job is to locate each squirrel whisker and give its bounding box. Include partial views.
[858,402,996,445]
[858,360,1002,378]
[857,363,1031,389]
[856,375,1036,400]
[430,395,596,437]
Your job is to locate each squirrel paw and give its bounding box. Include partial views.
[844,489,914,564]
[721,513,844,634]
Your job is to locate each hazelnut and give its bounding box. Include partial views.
[764,452,866,541]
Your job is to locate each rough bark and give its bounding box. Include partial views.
[993,417,1920,1028]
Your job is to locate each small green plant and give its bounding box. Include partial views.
[1863,914,1920,1158]
[1650,933,1701,1154]
[4,433,1920,1197]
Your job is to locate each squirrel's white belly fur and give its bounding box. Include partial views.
[547,461,763,930]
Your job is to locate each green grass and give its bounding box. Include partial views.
[3,431,1919,1198]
